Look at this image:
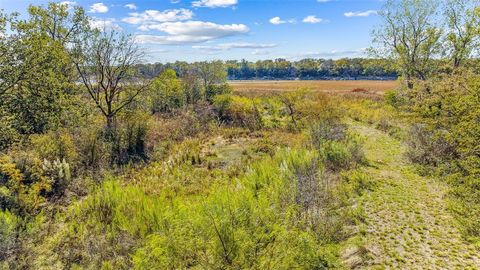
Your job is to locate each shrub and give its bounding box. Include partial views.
[0,115,19,152]
[310,121,364,171]
[76,124,108,171]
[0,154,50,213]
[30,129,78,164]
[42,159,71,197]
[214,94,263,131]
[0,210,19,261]
[109,112,151,165]
[384,89,406,108]
[206,84,232,103]
[406,124,458,166]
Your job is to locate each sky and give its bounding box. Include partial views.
[1,0,385,63]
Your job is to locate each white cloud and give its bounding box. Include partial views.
[193,42,277,51]
[344,10,377,17]
[89,18,122,30]
[269,17,296,25]
[122,9,193,24]
[192,0,237,8]
[125,3,137,10]
[89,3,108,13]
[269,17,284,25]
[252,49,271,55]
[59,1,76,7]
[300,48,366,58]
[303,15,322,24]
[134,21,249,45]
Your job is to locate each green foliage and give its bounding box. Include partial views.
[384,89,406,108]
[42,144,372,268]
[310,120,365,171]
[149,69,185,113]
[0,154,50,213]
[30,130,78,164]
[405,73,480,242]
[0,115,19,151]
[214,94,263,131]
[109,111,151,165]
[206,83,232,103]
[0,210,19,261]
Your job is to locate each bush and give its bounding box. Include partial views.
[310,120,364,171]
[30,129,78,164]
[406,124,458,166]
[76,124,108,171]
[0,210,19,261]
[214,94,263,131]
[0,115,19,151]
[206,84,232,103]
[384,89,406,108]
[0,154,50,213]
[109,112,151,165]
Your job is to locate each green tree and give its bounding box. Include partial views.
[0,3,87,135]
[194,61,228,100]
[443,0,480,69]
[371,0,442,88]
[150,69,184,113]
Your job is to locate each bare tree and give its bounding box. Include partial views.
[371,0,442,88]
[72,30,148,133]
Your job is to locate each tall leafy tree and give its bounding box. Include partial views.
[371,0,442,88]
[443,0,480,69]
[0,3,88,135]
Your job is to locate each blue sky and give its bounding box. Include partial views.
[1,0,384,63]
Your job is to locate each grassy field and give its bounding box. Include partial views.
[229,80,399,95]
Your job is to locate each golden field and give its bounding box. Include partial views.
[229,80,399,95]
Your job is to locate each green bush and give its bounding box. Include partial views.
[384,89,406,108]
[0,210,19,261]
[30,129,78,164]
[0,115,19,151]
[214,94,263,131]
[310,121,364,171]
[109,112,151,165]
[206,83,232,103]
[406,73,480,241]
[149,69,185,113]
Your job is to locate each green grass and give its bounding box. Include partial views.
[349,120,480,268]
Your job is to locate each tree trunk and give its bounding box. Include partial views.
[105,115,116,139]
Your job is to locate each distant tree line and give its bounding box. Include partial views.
[136,58,399,81]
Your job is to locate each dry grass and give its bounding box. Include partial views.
[229,80,398,96]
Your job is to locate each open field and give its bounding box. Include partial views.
[229,80,399,95]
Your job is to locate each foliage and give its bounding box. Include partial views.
[72,29,148,132]
[371,0,442,86]
[404,71,480,242]
[149,69,185,113]
[214,94,263,131]
[0,210,19,262]
[138,58,398,80]
[43,144,368,269]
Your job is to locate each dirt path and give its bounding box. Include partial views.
[351,122,480,269]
